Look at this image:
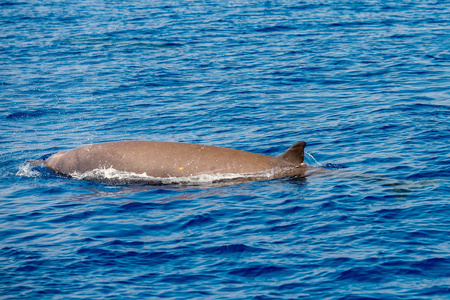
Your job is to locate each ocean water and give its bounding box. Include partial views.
[1,0,450,299]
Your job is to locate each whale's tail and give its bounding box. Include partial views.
[278,141,306,165]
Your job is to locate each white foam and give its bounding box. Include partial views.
[68,165,303,185]
[16,160,45,177]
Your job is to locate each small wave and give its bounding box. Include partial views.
[16,160,46,178]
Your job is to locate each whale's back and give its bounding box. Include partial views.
[45,141,307,180]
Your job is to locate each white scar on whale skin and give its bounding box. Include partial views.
[45,141,308,183]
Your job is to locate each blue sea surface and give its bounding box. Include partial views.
[1,0,450,299]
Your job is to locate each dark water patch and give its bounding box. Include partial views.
[411,257,450,277]
[47,210,96,224]
[406,170,449,180]
[102,240,145,247]
[91,228,147,239]
[0,2,28,6]
[255,25,297,33]
[181,213,215,229]
[336,295,398,300]
[335,266,390,283]
[158,273,216,284]
[229,265,291,278]
[328,21,374,28]
[0,247,42,261]
[117,201,164,213]
[269,222,299,232]
[15,264,39,272]
[75,247,179,265]
[6,109,60,120]
[0,229,28,241]
[289,4,325,10]
[200,243,266,255]
[279,205,305,214]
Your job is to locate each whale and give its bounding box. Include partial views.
[45,141,308,183]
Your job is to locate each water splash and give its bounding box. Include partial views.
[305,151,324,167]
[16,160,46,177]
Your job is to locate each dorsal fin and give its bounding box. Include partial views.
[278,141,306,165]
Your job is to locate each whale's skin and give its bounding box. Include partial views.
[45,141,307,179]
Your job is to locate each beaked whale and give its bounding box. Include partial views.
[45,141,308,183]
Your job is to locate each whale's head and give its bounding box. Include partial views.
[45,151,69,173]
